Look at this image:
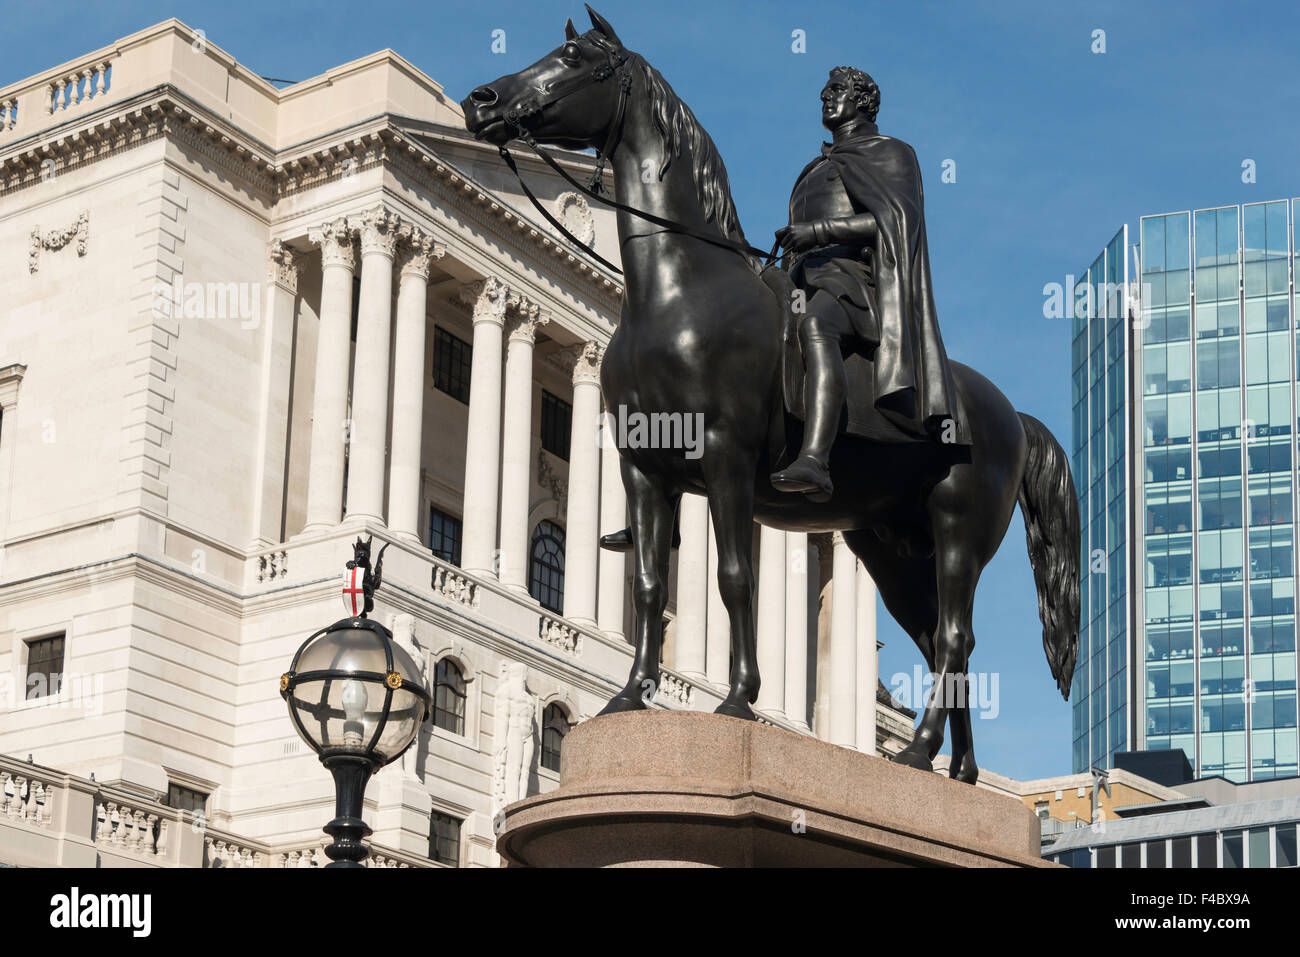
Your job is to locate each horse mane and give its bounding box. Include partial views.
[630,53,749,247]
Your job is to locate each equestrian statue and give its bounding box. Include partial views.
[461,7,1079,784]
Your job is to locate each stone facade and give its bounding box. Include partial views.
[0,20,912,868]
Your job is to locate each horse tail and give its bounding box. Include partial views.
[1016,413,1080,700]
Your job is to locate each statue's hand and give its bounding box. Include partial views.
[775,223,818,254]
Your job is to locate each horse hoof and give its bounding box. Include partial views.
[892,748,933,773]
[597,694,648,716]
[949,754,980,785]
[714,698,757,721]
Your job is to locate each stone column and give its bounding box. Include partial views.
[856,562,879,756]
[597,412,627,639]
[249,241,301,547]
[303,218,355,531]
[497,299,547,592]
[705,514,730,686]
[563,343,602,626]
[755,525,787,718]
[344,207,399,524]
[829,532,858,748]
[458,278,508,576]
[387,229,444,542]
[783,531,810,730]
[674,493,709,678]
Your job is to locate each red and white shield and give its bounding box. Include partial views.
[342,565,365,616]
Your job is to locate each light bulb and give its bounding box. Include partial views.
[341,679,367,747]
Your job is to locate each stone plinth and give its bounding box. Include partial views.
[497,711,1054,867]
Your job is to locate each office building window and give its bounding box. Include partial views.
[1222,830,1244,868]
[25,634,64,700]
[1276,825,1296,868]
[429,812,461,867]
[541,703,572,773]
[433,659,467,736]
[433,327,473,404]
[429,507,463,567]
[540,390,571,461]
[1196,832,1218,867]
[529,520,566,613]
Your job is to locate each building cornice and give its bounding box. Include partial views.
[0,86,622,310]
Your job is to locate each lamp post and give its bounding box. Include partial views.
[280,537,431,867]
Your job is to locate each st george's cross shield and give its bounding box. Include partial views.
[342,564,365,617]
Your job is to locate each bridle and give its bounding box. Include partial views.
[495,37,779,276]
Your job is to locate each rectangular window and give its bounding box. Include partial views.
[429,506,463,567]
[25,634,64,700]
[429,812,462,867]
[1120,842,1141,868]
[1171,836,1192,868]
[433,327,473,404]
[1096,845,1116,868]
[1276,824,1296,868]
[164,784,209,815]
[1196,832,1218,867]
[540,390,572,461]
[1146,840,1167,868]
[1222,831,1244,868]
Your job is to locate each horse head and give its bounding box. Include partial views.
[461,5,629,152]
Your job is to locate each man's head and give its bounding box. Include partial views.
[821,66,880,131]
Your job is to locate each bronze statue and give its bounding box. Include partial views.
[771,66,967,501]
[462,6,1079,784]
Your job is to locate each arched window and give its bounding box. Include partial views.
[433,658,466,735]
[541,703,572,772]
[529,520,566,613]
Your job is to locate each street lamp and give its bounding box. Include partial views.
[280,537,431,868]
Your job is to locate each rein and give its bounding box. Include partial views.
[497,46,779,276]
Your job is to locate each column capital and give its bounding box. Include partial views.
[459,277,510,326]
[308,217,355,270]
[506,305,549,344]
[571,341,604,386]
[353,205,400,258]
[396,227,446,280]
[266,240,301,293]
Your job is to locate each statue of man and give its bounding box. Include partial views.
[770,66,968,500]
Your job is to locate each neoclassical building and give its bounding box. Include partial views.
[0,20,911,868]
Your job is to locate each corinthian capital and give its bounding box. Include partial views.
[459,276,510,326]
[571,341,604,385]
[506,303,549,344]
[396,226,446,280]
[308,218,355,270]
[353,205,400,258]
[267,240,301,293]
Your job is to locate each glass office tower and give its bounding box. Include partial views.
[1072,201,1300,782]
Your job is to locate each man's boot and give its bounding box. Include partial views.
[599,517,682,553]
[770,336,843,501]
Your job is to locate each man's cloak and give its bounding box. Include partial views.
[788,123,970,445]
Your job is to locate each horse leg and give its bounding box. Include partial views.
[597,460,678,715]
[703,453,760,719]
[947,675,979,784]
[893,533,981,773]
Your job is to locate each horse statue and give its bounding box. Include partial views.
[461,6,1079,783]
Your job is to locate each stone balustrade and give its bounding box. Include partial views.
[0,754,428,868]
[93,791,167,859]
[1,766,57,828]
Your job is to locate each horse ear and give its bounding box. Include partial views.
[585,5,622,46]
[564,17,579,41]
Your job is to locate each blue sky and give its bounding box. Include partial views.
[8,1,1300,779]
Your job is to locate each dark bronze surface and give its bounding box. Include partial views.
[462,7,1080,784]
